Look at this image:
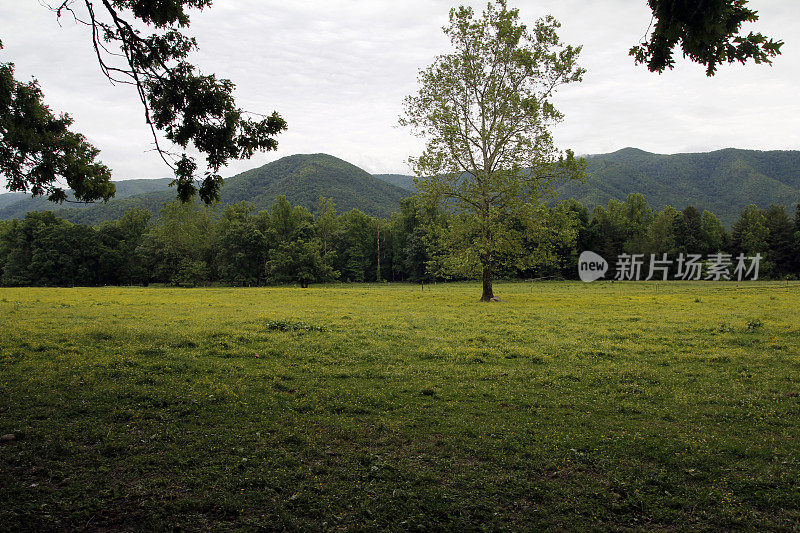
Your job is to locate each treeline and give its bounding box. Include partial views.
[1,193,799,287]
[0,196,425,287]
[575,194,800,279]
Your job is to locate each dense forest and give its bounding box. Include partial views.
[1,192,798,287]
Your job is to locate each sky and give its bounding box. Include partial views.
[1,0,798,181]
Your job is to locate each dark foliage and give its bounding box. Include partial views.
[0,40,114,204]
[52,0,287,202]
[1,1,286,206]
[631,0,783,75]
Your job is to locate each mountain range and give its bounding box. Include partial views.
[0,154,409,224]
[560,148,800,225]
[1,148,798,226]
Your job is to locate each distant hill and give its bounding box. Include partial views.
[0,192,26,210]
[557,148,800,226]
[3,148,798,226]
[216,153,409,217]
[0,178,173,221]
[0,154,410,224]
[373,173,415,191]
[372,148,800,226]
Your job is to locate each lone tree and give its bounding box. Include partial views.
[1,0,286,204]
[401,0,585,302]
[632,0,783,76]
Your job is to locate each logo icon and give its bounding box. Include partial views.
[578,251,608,282]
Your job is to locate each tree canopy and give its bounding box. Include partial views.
[0,39,114,204]
[1,0,286,205]
[400,0,585,301]
[632,0,784,76]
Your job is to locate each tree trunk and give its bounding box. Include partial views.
[480,257,494,301]
[376,223,381,282]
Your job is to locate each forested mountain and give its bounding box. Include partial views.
[373,174,415,191]
[0,178,173,221]
[374,148,800,226]
[217,154,408,217]
[0,154,409,223]
[560,148,800,226]
[1,149,798,226]
[0,192,26,210]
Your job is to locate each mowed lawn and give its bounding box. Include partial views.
[1,282,799,530]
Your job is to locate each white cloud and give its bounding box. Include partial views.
[1,0,797,180]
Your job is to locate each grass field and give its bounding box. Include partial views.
[1,281,799,530]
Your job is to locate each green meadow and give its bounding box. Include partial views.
[1,282,799,530]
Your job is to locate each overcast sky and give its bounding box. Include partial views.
[1,0,798,180]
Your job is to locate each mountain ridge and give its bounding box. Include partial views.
[0,154,409,224]
[380,147,800,225]
[1,148,798,226]
[559,147,800,225]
